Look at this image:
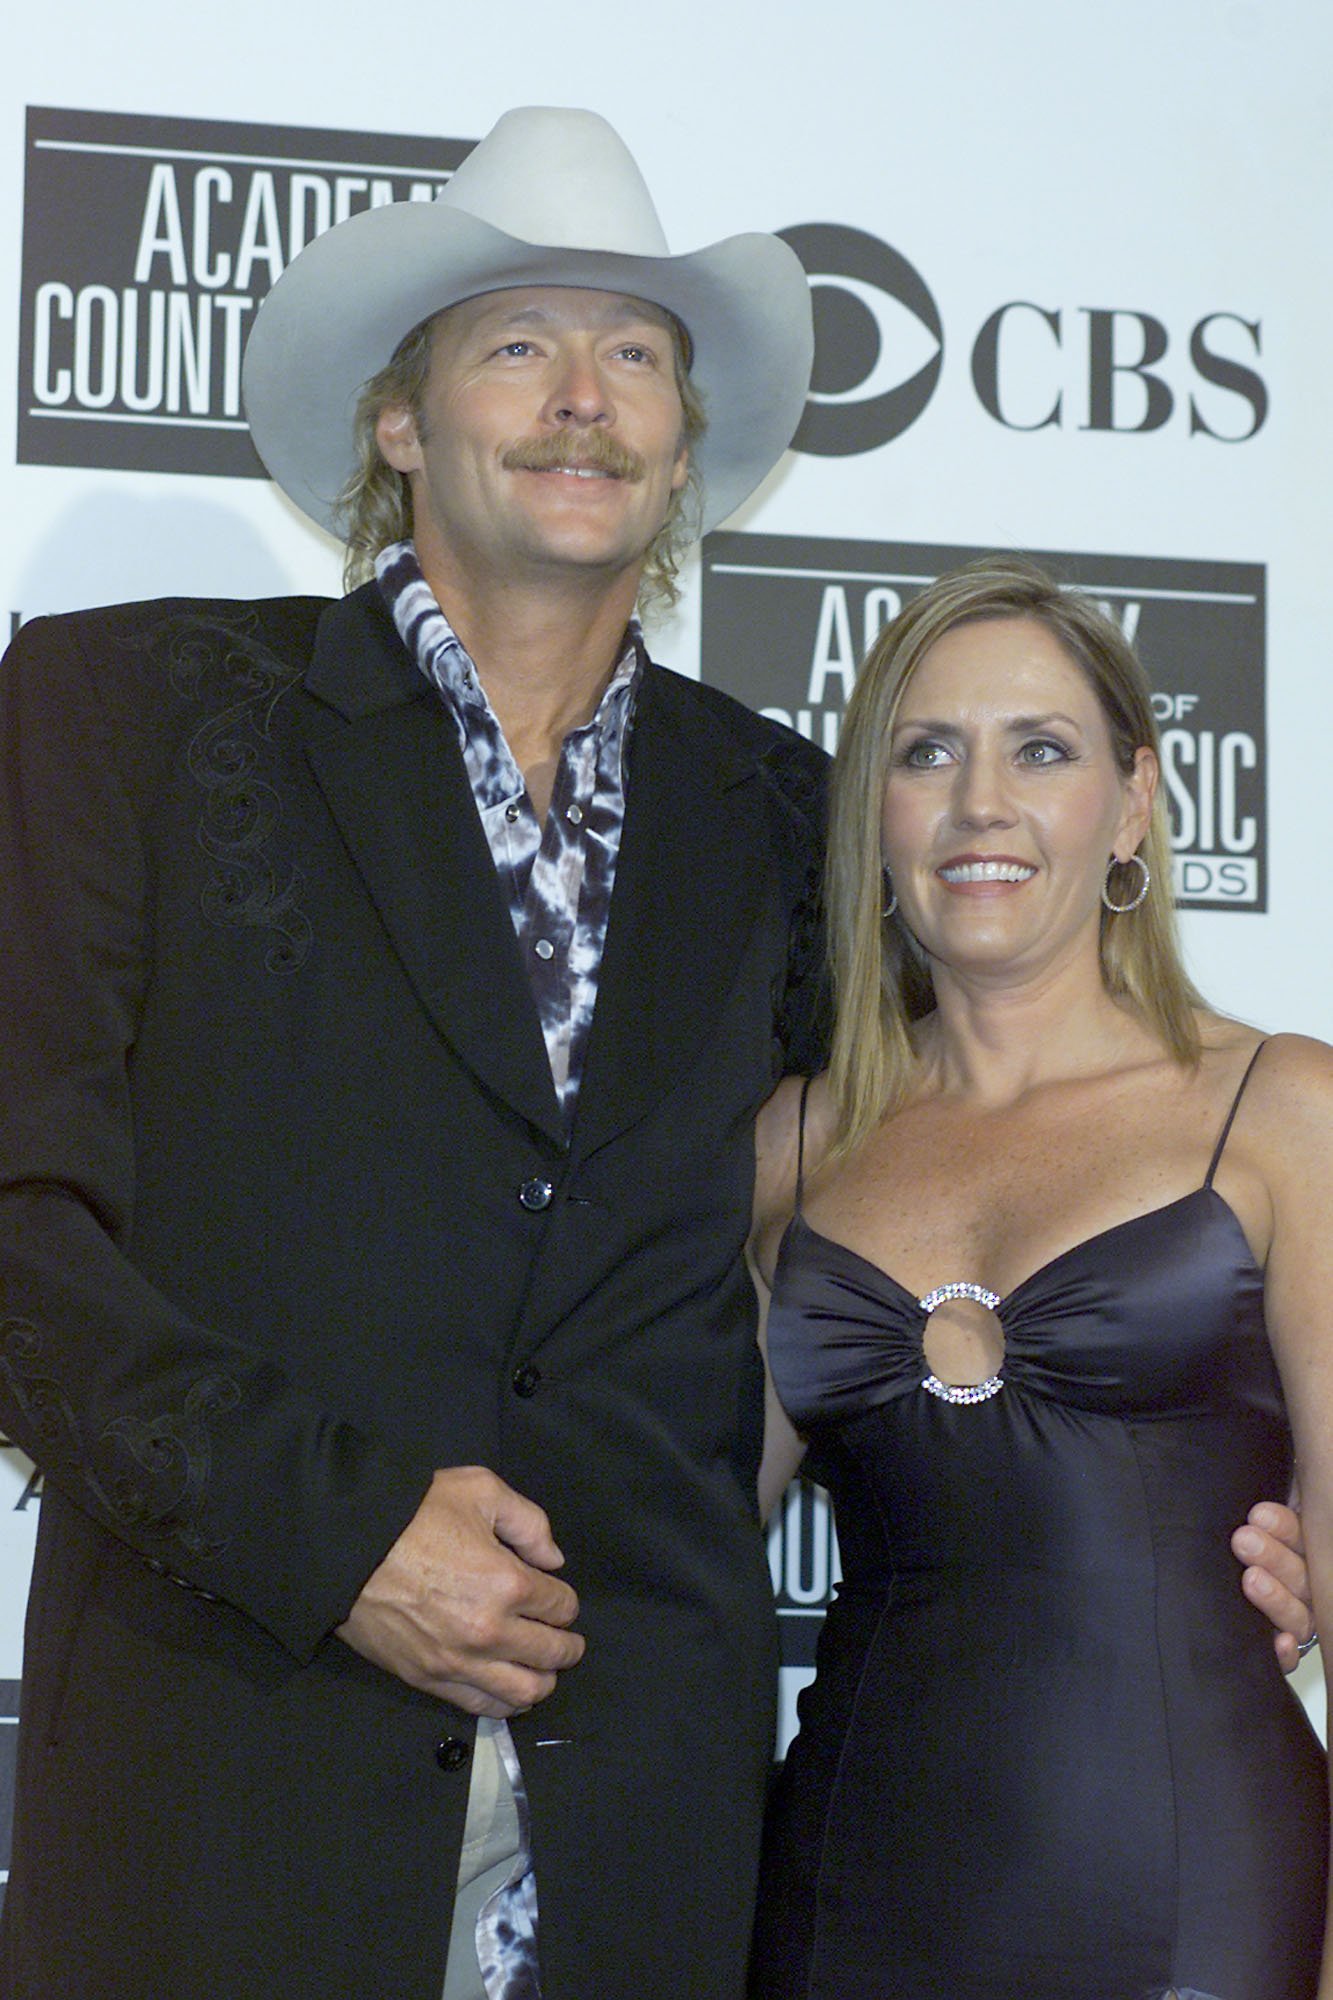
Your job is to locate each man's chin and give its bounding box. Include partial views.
[512,512,668,579]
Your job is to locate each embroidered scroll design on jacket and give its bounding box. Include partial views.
[139,612,314,974]
[1,1316,239,1560]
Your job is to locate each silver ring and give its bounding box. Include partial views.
[918,1281,1002,1314]
[918,1283,1005,1405]
[1297,1630,1320,1659]
[921,1371,1004,1405]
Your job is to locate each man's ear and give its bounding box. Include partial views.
[375,404,421,474]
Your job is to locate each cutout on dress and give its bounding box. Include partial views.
[919,1286,1005,1404]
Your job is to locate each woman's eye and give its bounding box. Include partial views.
[900,740,951,769]
[1018,739,1069,765]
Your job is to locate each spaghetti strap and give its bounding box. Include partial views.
[1204,1042,1267,1188]
[794,1077,814,1215]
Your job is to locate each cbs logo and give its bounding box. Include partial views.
[779,223,944,456]
[782,224,1267,455]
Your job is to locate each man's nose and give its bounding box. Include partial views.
[544,350,611,426]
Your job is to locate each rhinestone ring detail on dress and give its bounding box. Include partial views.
[918,1282,1005,1405]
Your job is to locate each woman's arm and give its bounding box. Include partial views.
[1253,1034,1333,1994]
[751,1242,808,1522]
[751,1076,815,1519]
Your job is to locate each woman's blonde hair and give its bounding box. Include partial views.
[333,304,707,619]
[826,554,1203,1154]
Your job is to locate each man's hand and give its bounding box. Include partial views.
[1232,1500,1317,1673]
[336,1466,585,1716]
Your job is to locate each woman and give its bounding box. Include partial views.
[749,557,1330,1999]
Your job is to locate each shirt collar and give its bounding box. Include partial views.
[375,539,644,731]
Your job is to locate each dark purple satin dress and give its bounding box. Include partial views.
[753,1069,1327,2000]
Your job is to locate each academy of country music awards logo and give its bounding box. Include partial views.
[701,535,1267,912]
[15,108,1268,913]
[769,1477,841,1678]
[0,1439,39,1887]
[17,108,472,478]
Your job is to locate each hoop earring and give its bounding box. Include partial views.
[1102,853,1149,914]
[881,866,897,919]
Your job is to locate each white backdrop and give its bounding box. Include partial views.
[2,0,1328,1837]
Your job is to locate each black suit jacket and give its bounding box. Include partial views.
[0,585,828,1999]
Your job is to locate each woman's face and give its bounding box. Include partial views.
[879,615,1156,993]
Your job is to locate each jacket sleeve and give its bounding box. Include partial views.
[761,729,833,1077]
[0,612,435,1663]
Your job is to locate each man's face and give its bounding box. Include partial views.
[375,286,690,595]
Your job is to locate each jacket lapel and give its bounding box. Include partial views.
[571,665,769,1161]
[299,588,563,1145]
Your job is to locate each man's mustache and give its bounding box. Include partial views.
[501,433,647,482]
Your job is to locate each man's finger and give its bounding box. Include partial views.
[430,1663,563,1716]
[1232,1522,1311,1605]
[488,1482,570,1576]
[1247,1499,1305,1557]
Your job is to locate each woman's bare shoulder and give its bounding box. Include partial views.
[1195,1011,1333,1087]
[1205,1024,1333,1177]
[1247,1029,1333,1114]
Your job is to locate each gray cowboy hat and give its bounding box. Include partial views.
[241,105,814,538]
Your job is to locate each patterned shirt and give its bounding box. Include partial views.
[377,540,640,1123]
[377,540,641,1999]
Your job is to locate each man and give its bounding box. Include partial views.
[0,106,1311,2000]
[0,107,823,2000]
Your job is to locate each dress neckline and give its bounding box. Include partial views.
[784,1043,1269,1316]
[780,1183,1263,1318]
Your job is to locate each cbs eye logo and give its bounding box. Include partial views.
[779,223,944,455]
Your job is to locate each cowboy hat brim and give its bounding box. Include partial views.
[241,198,814,540]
